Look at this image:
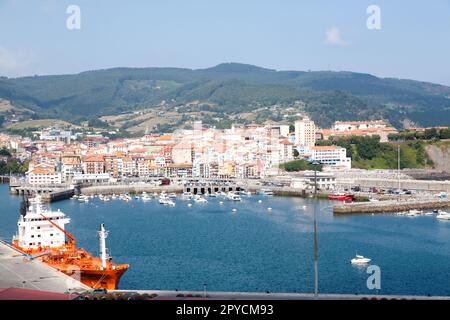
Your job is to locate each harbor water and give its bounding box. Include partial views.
[0,184,449,296]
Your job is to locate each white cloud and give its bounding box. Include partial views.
[0,46,32,77]
[324,27,349,46]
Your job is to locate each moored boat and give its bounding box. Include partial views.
[328,193,354,202]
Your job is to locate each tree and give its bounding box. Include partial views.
[0,148,12,157]
[280,160,323,172]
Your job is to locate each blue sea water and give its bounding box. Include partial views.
[1,184,449,296]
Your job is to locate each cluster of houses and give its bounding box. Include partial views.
[0,118,410,186]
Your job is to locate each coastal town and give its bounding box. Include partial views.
[2,116,450,211]
[1,118,401,184]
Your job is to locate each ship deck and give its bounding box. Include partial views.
[0,240,89,293]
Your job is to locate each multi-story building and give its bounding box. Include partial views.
[83,155,105,174]
[295,117,316,147]
[320,120,398,143]
[27,163,62,185]
[332,120,387,132]
[61,154,82,182]
[297,145,351,169]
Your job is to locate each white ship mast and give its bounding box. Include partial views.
[98,223,109,269]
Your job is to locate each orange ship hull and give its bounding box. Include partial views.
[13,241,129,290]
[57,264,128,290]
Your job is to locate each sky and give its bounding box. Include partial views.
[1,0,450,85]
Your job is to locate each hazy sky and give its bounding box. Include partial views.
[1,0,450,85]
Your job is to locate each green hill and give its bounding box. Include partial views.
[1,63,450,128]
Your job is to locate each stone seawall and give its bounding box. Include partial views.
[334,199,450,214]
[80,184,183,196]
[337,178,450,193]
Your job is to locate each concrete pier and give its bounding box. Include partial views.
[0,241,89,293]
[111,289,450,300]
[80,184,183,196]
[334,198,450,214]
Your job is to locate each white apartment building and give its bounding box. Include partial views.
[332,120,387,132]
[295,117,316,147]
[297,145,351,169]
[27,164,62,185]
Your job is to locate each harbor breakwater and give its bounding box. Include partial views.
[334,198,450,214]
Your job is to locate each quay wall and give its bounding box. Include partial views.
[80,184,183,195]
[41,188,75,203]
[338,178,450,193]
[334,199,450,214]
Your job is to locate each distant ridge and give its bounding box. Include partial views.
[1,63,449,129]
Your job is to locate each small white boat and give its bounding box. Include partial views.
[78,195,89,203]
[181,192,193,200]
[193,195,208,203]
[351,254,371,265]
[166,200,176,206]
[227,192,242,201]
[406,210,420,217]
[267,207,272,211]
[258,189,274,196]
[168,193,177,199]
[436,211,450,220]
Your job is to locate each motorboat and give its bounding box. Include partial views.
[181,192,193,201]
[329,193,354,202]
[436,211,450,220]
[166,200,176,206]
[257,189,274,196]
[227,192,242,201]
[406,209,421,217]
[193,195,208,203]
[168,193,177,199]
[351,254,371,265]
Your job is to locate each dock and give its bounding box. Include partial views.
[333,198,450,214]
[110,289,450,300]
[0,241,89,294]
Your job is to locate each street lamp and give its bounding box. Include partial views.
[311,161,320,196]
[312,204,333,298]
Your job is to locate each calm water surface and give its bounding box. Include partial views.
[1,184,449,296]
